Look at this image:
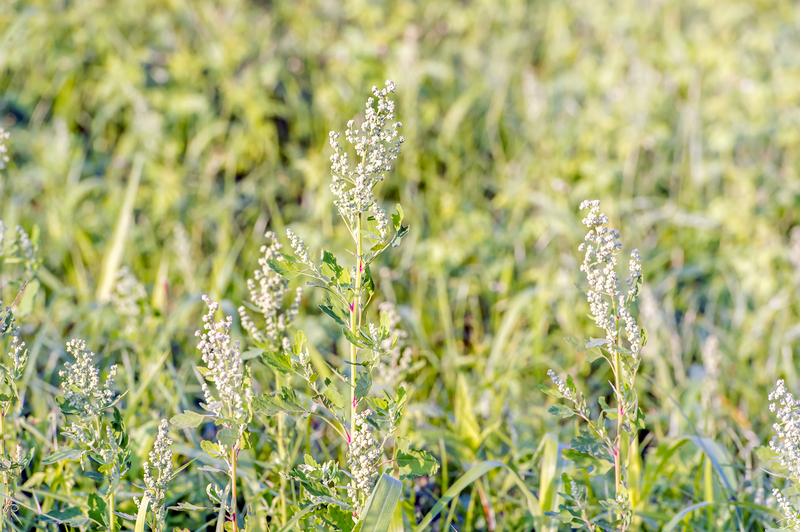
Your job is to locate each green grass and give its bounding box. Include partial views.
[1,0,800,530]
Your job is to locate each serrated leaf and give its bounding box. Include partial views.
[391,204,404,231]
[322,505,355,532]
[259,349,293,374]
[397,438,440,479]
[170,410,208,428]
[88,493,107,527]
[266,255,305,280]
[323,379,345,410]
[217,428,240,448]
[253,387,307,416]
[355,370,372,403]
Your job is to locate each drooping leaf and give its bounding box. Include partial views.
[547,404,575,418]
[319,292,351,327]
[41,448,83,465]
[323,378,345,411]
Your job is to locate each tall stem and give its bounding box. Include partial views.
[350,213,363,438]
[108,492,115,532]
[230,447,238,532]
[276,370,287,524]
[0,412,6,526]
[614,350,622,495]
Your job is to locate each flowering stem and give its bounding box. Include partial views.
[275,371,287,525]
[351,212,363,438]
[230,446,238,532]
[614,349,622,496]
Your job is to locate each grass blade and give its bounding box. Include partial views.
[360,474,403,532]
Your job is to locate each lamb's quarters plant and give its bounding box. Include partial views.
[764,380,800,531]
[47,338,130,531]
[541,200,645,532]
[247,80,438,528]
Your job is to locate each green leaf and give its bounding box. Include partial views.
[561,449,614,474]
[319,292,350,327]
[360,474,403,532]
[266,255,306,280]
[343,327,370,348]
[41,448,83,465]
[323,505,355,532]
[396,438,440,479]
[547,404,575,418]
[134,494,150,532]
[320,250,344,281]
[539,384,562,399]
[88,493,107,527]
[40,507,87,525]
[323,379,345,410]
[355,370,372,403]
[253,387,307,416]
[585,338,609,348]
[391,204,404,231]
[217,428,240,448]
[259,349,293,374]
[170,410,208,428]
[241,347,263,361]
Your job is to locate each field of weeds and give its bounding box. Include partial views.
[2,0,800,530]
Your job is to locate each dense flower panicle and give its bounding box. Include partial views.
[329,80,403,227]
[1,306,27,379]
[348,410,381,496]
[197,296,249,422]
[578,200,642,359]
[375,301,412,386]
[59,339,117,419]
[111,267,146,317]
[0,127,9,170]
[769,380,800,478]
[239,231,302,346]
[547,369,572,400]
[774,488,800,530]
[139,419,173,527]
[286,228,314,268]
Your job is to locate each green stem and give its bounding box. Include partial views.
[614,350,622,495]
[230,447,239,532]
[276,370,287,525]
[108,492,115,532]
[350,213,363,439]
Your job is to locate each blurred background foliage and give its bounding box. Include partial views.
[2,0,800,529]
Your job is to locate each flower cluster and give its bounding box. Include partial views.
[238,231,302,347]
[139,419,174,530]
[375,301,412,387]
[197,296,249,423]
[111,267,146,318]
[348,410,381,497]
[547,369,573,400]
[286,228,315,270]
[578,200,642,359]
[769,380,800,478]
[0,127,9,170]
[768,379,800,529]
[328,80,403,228]
[59,339,117,422]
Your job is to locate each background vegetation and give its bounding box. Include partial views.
[1,0,800,529]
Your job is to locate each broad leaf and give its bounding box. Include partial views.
[253,387,307,416]
[170,410,208,428]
